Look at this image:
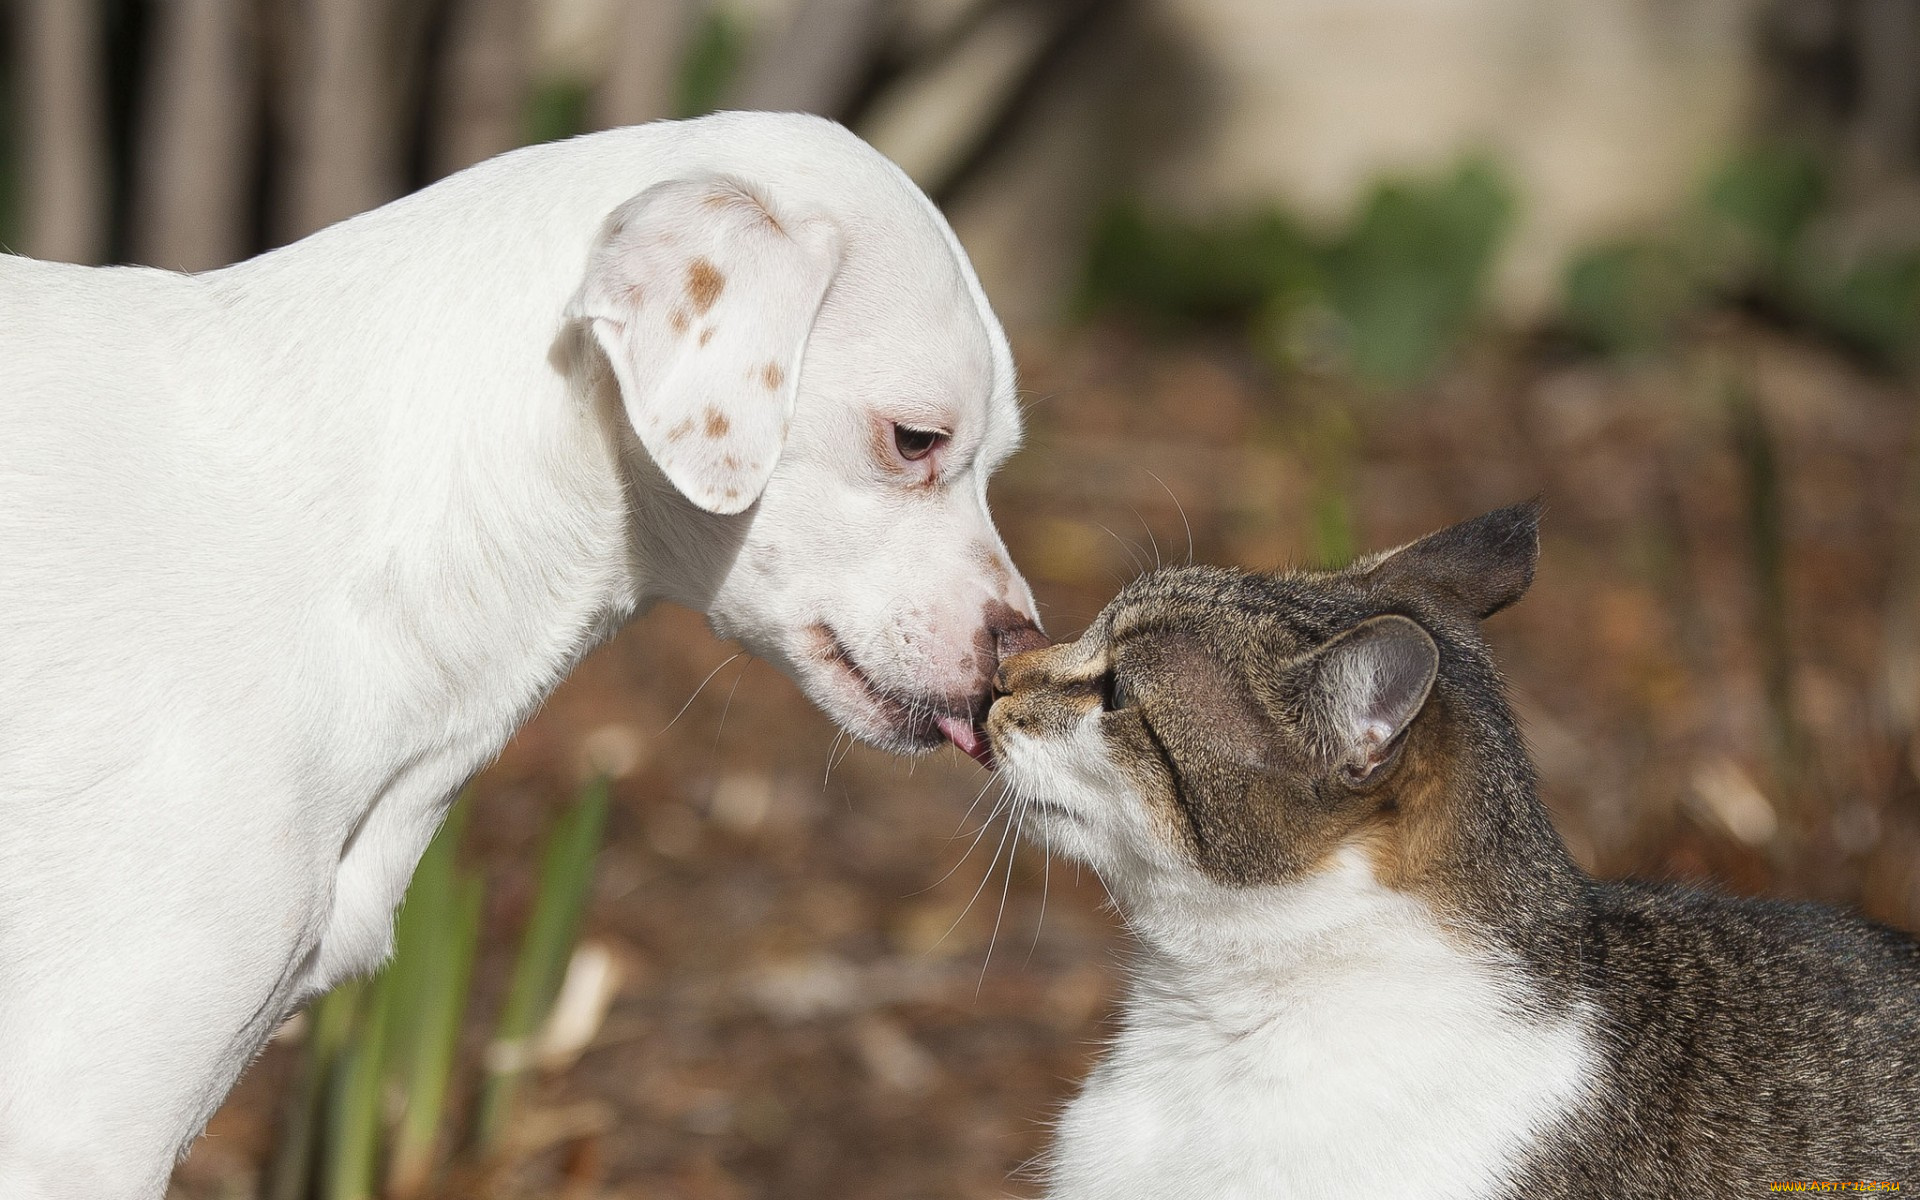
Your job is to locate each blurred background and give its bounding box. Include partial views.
[4,0,1920,1196]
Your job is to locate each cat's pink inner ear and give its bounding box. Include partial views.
[1316,615,1439,774]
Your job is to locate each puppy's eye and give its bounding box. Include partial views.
[893,424,947,462]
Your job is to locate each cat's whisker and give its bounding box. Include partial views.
[822,729,850,789]
[660,652,742,734]
[1095,521,1147,578]
[976,801,1027,995]
[1128,504,1162,571]
[929,802,1019,960]
[708,654,751,757]
[1144,469,1195,565]
[912,781,1013,896]
[949,772,1006,839]
[1025,816,1052,967]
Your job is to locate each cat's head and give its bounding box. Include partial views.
[988,502,1543,905]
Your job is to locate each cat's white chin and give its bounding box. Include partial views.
[994,717,1173,883]
[1015,798,1103,862]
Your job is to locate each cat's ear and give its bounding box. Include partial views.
[1291,615,1438,784]
[1362,500,1541,620]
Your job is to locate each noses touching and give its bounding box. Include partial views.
[991,639,1057,698]
[970,601,1045,705]
[931,601,1044,768]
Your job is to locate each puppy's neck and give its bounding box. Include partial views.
[199,127,754,785]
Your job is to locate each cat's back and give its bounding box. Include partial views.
[1513,880,1920,1197]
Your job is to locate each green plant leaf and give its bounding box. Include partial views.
[525,75,593,147]
[1704,143,1826,273]
[1562,239,1701,354]
[1800,251,1920,363]
[475,778,612,1151]
[1079,201,1316,329]
[266,980,365,1200]
[384,800,484,1198]
[678,8,746,119]
[321,979,385,1200]
[1319,158,1514,387]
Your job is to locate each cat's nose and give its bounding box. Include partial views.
[993,642,1050,697]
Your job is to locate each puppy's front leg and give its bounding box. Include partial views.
[0,781,326,1200]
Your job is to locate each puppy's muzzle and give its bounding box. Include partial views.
[940,606,1046,767]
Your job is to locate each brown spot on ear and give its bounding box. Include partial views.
[722,453,742,471]
[698,327,714,347]
[666,418,695,443]
[704,408,731,439]
[686,258,725,314]
[759,362,784,391]
[625,283,645,307]
[668,308,690,335]
[724,487,742,503]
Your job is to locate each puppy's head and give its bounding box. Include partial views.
[569,147,1039,759]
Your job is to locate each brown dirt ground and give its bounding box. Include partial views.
[170,321,1920,1200]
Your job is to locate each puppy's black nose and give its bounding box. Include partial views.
[993,616,1048,661]
[994,618,1046,694]
[981,605,1047,697]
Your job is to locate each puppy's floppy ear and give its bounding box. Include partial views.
[1361,499,1541,620]
[1284,615,1438,783]
[570,175,843,515]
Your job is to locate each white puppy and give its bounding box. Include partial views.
[0,111,1038,1199]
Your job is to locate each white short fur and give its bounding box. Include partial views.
[998,713,1597,1200]
[0,112,1034,1199]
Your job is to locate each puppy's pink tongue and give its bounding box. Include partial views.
[936,715,995,770]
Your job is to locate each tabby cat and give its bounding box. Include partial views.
[988,503,1920,1199]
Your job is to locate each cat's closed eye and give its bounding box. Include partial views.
[1101,670,1133,711]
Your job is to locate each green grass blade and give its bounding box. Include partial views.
[382,800,470,1079]
[382,798,480,1196]
[268,979,368,1198]
[474,778,611,1150]
[265,978,365,1200]
[387,871,485,1197]
[1729,380,1802,790]
[321,975,389,1200]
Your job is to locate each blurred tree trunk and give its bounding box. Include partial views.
[133,0,257,270]
[593,0,697,128]
[1853,0,1920,178]
[859,0,1056,195]
[282,0,402,241]
[732,0,887,116]
[20,0,110,263]
[432,0,530,178]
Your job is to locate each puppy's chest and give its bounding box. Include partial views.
[1047,935,1597,1200]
